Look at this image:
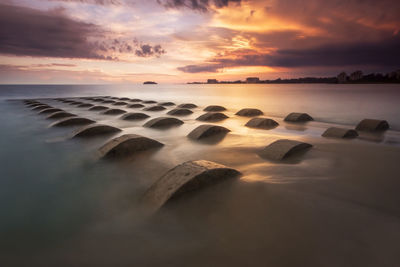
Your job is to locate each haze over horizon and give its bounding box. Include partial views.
[1,0,400,84]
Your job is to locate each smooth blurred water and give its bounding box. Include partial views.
[1,84,400,266]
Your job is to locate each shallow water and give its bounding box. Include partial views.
[1,84,400,266]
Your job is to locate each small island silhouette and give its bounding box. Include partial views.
[143,81,158,84]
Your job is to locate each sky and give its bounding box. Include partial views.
[0,0,399,84]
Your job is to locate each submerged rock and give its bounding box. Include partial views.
[46,111,76,119]
[167,108,193,116]
[143,117,184,128]
[128,103,145,108]
[322,127,358,138]
[284,112,313,122]
[142,160,241,211]
[196,112,229,122]
[355,119,389,132]
[38,108,63,114]
[258,139,312,161]
[32,105,51,111]
[159,102,175,106]
[204,105,226,112]
[235,108,263,117]
[245,118,279,129]
[50,117,95,127]
[103,109,127,115]
[89,105,109,111]
[178,103,197,109]
[113,101,128,106]
[98,134,163,159]
[77,103,93,108]
[143,105,166,111]
[188,124,230,140]
[143,100,157,104]
[71,124,121,138]
[121,112,150,121]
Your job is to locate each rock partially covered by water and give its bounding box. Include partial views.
[167,108,193,116]
[102,100,115,104]
[46,111,76,119]
[144,117,184,128]
[71,124,121,138]
[89,105,109,111]
[128,103,145,108]
[50,117,95,127]
[245,118,279,129]
[259,139,312,161]
[143,105,166,111]
[103,109,127,115]
[32,105,51,111]
[284,112,313,122]
[38,108,63,114]
[235,108,263,117]
[69,101,83,106]
[93,98,104,102]
[178,103,197,109]
[188,124,230,140]
[142,160,241,211]
[143,100,157,104]
[129,99,142,102]
[322,127,358,138]
[27,102,43,108]
[355,119,389,132]
[121,112,150,121]
[159,102,175,106]
[196,112,229,122]
[119,97,130,101]
[77,103,93,108]
[113,101,128,106]
[204,105,226,112]
[98,134,164,159]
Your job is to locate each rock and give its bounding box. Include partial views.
[196,112,229,122]
[129,99,142,102]
[188,124,230,140]
[103,109,127,115]
[62,100,75,103]
[143,100,157,104]
[128,103,145,108]
[102,100,116,104]
[71,124,121,138]
[93,98,104,102]
[111,97,119,99]
[69,101,83,106]
[178,103,197,109]
[322,127,358,138]
[167,108,193,116]
[98,134,163,159]
[119,97,130,101]
[121,112,150,121]
[142,160,241,211]
[38,108,63,114]
[77,103,93,108]
[204,105,226,112]
[143,105,166,111]
[235,108,263,117]
[50,117,95,127]
[355,119,389,132]
[245,118,279,129]
[46,111,76,119]
[284,112,313,122]
[27,103,43,107]
[32,105,51,111]
[258,139,312,161]
[89,105,109,111]
[144,117,184,128]
[113,101,128,106]
[159,102,175,106]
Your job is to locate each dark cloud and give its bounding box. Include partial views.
[178,36,400,72]
[135,44,166,57]
[157,0,241,12]
[0,3,166,60]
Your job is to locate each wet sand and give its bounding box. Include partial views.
[1,95,400,266]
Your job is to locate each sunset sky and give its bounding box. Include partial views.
[1,0,399,84]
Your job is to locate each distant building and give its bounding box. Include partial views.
[207,79,218,84]
[246,77,260,83]
[349,71,363,81]
[337,72,347,83]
